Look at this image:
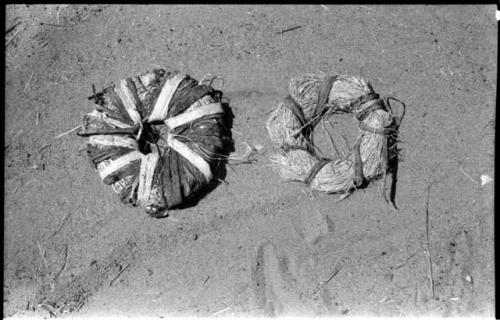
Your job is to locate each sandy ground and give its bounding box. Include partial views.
[3,4,496,318]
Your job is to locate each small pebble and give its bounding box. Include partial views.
[480,174,492,186]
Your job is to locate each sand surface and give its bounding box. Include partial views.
[4,4,495,318]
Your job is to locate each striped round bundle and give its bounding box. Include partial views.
[266,73,405,203]
[78,68,232,218]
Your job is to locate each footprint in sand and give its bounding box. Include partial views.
[251,208,337,316]
[293,208,334,244]
[251,242,315,316]
[442,229,476,315]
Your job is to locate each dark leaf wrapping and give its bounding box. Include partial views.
[79,68,232,216]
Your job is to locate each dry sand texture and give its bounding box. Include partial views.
[4,4,496,318]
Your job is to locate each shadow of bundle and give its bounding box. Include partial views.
[78,68,232,218]
[266,73,405,202]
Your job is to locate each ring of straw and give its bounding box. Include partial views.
[266,74,405,205]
